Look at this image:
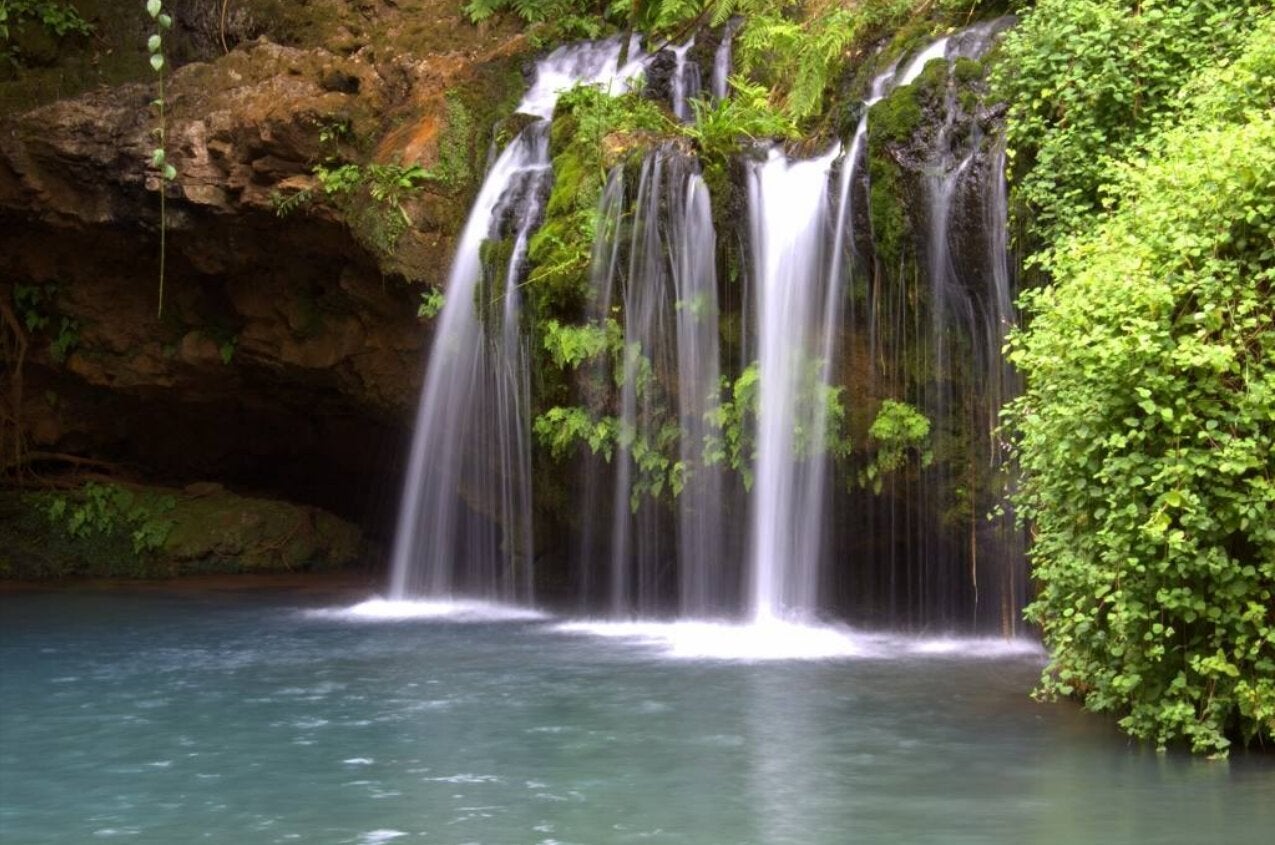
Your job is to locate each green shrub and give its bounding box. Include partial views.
[1005,13,1275,754]
[991,0,1266,255]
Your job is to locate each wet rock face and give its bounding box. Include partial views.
[643,49,681,106]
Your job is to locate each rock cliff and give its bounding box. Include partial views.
[1,0,528,558]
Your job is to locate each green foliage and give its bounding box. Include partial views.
[0,0,90,37]
[533,405,686,511]
[682,75,797,176]
[48,316,78,363]
[303,159,430,255]
[272,114,436,257]
[991,0,1267,256]
[534,406,620,461]
[418,287,445,319]
[463,0,617,43]
[528,84,667,316]
[13,283,50,333]
[542,318,624,369]
[45,482,176,556]
[460,1,977,122]
[1,0,92,64]
[314,161,363,196]
[367,162,430,212]
[858,399,933,492]
[1005,12,1275,754]
[703,360,851,489]
[622,418,686,507]
[728,0,961,123]
[703,362,759,488]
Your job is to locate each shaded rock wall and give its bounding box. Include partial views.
[1,2,530,544]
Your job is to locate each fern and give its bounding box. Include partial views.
[708,0,739,27]
[462,0,501,23]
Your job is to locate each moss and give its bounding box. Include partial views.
[879,16,941,69]
[868,85,923,147]
[953,56,984,84]
[443,57,527,195]
[425,92,476,191]
[0,0,147,112]
[914,57,950,102]
[476,235,518,330]
[546,149,588,217]
[868,153,910,270]
[162,488,361,572]
[526,87,666,323]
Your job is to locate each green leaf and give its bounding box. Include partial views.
[149,53,165,71]
[147,0,162,19]
[148,34,162,53]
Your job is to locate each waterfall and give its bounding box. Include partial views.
[669,37,701,122]
[673,171,725,616]
[386,19,1026,633]
[711,18,742,100]
[825,17,1024,630]
[609,152,674,614]
[746,146,840,623]
[388,37,646,601]
[571,168,628,611]
[576,146,725,617]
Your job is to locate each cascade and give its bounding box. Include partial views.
[570,168,628,612]
[573,146,726,617]
[388,37,646,601]
[914,18,1022,631]
[387,19,1025,632]
[710,18,742,100]
[826,18,1023,630]
[668,37,701,122]
[672,170,726,616]
[746,146,840,622]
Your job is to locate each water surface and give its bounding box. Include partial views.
[2,591,1271,844]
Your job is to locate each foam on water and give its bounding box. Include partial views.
[359,831,408,845]
[550,619,1043,662]
[307,599,549,623]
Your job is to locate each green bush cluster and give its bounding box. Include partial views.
[1004,11,1275,753]
[992,0,1268,256]
[858,400,933,493]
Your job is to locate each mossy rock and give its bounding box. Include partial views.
[0,482,364,580]
[953,56,984,84]
[867,152,911,269]
[868,85,923,147]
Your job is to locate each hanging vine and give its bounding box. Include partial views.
[146,0,175,318]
